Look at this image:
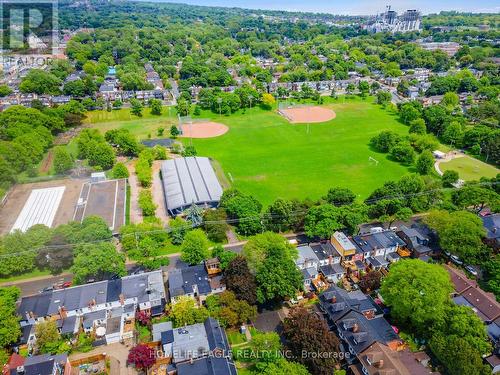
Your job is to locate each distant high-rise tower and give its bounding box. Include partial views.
[366,6,421,33]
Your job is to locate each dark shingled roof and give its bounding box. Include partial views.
[17,292,51,318]
[204,317,230,352]
[176,357,237,375]
[169,265,212,298]
[161,330,174,345]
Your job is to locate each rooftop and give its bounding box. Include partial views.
[160,157,223,215]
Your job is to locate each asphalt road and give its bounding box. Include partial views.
[7,233,300,297]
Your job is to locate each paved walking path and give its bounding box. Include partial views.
[151,161,169,224]
[126,161,142,224]
[434,151,464,176]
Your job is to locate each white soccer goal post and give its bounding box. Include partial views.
[368,156,379,165]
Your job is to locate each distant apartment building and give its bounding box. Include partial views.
[418,42,461,57]
[365,6,421,33]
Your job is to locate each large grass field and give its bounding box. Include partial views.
[189,97,413,205]
[439,155,499,181]
[87,97,417,205]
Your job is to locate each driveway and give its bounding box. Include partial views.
[151,161,169,225]
[126,161,142,224]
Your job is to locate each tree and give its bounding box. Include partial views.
[442,122,464,146]
[304,204,343,238]
[105,129,140,156]
[425,210,487,263]
[180,229,210,265]
[451,186,499,213]
[324,187,356,206]
[409,118,427,135]
[380,259,453,335]
[435,305,491,355]
[222,190,262,235]
[242,232,295,273]
[149,99,162,115]
[53,146,73,174]
[130,99,143,117]
[167,296,209,327]
[416,150,434,175]
[211,245,237,270]
[399,102,422,125]
[264,198,295,232]
[19,70,61,95]
[259,359,311,375]
[376,90,392,106]
[169,216,190,245]
[170,125,180,138]
[261,93,276,110]
[358,270,383,293]
[111,162,129,179]
[389,142,415,165]
[441,92,459,108]
[35,321,60,354]
[205,291,257,327]
[0,85,12,97]
[86,141,115,170]
[429,334,491,375]
[223,256,257,305]
[442,170,459,187]
[255,244,303,303]
[0,287,21,348]
[370,131,402,152]
[358,81,370,97]
[176,98,191,116]
[71,242,126,284]
[283,307,340,375]
[203,209,228,243]
[127,344,156,370]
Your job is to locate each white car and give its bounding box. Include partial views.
[450,255,463,265]
[465,265,478,276]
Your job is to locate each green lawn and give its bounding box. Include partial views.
[188,97,412,205]
[85,97,422,205]
[439,155,499,181]
[84,108,177,140]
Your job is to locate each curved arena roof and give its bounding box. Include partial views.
[160,157,223,215]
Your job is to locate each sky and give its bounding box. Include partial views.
[148,0,500,15]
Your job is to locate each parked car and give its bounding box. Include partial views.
[464,265,478,276]
[450,255,463,265]
[39,286,53,293]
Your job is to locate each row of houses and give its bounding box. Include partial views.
[318,286,438,375]
[17,270,166,350]
[15,258,232,375]
[296,226,433,291]
[446,264,500,373]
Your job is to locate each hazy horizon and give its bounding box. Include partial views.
[138,0,500,15]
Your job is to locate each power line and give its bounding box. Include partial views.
[0,181,497,259]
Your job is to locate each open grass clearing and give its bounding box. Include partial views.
[439,155,498,181]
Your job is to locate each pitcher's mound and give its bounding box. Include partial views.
[279,106,336,123]
[180,122,229,138]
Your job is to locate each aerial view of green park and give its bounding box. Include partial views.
[86,97,413,205]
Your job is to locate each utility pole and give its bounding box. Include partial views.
[217,97,222,116]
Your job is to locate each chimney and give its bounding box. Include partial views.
[353,323,359,333]
[375,359,384,368]
[331,296,337,303]
[119,294,125,305]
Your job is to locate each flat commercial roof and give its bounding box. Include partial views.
[160,157,223,214]
[11,187,65,232]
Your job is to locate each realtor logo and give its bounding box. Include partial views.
[0,0,58,55]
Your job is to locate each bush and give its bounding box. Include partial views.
[53,146,73,174]
[135,149,153,187]
[442,170,459,187]
[182,145,197,157]
[152,145,167,160]
[138,190,157,217]
[111,162,129,179]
